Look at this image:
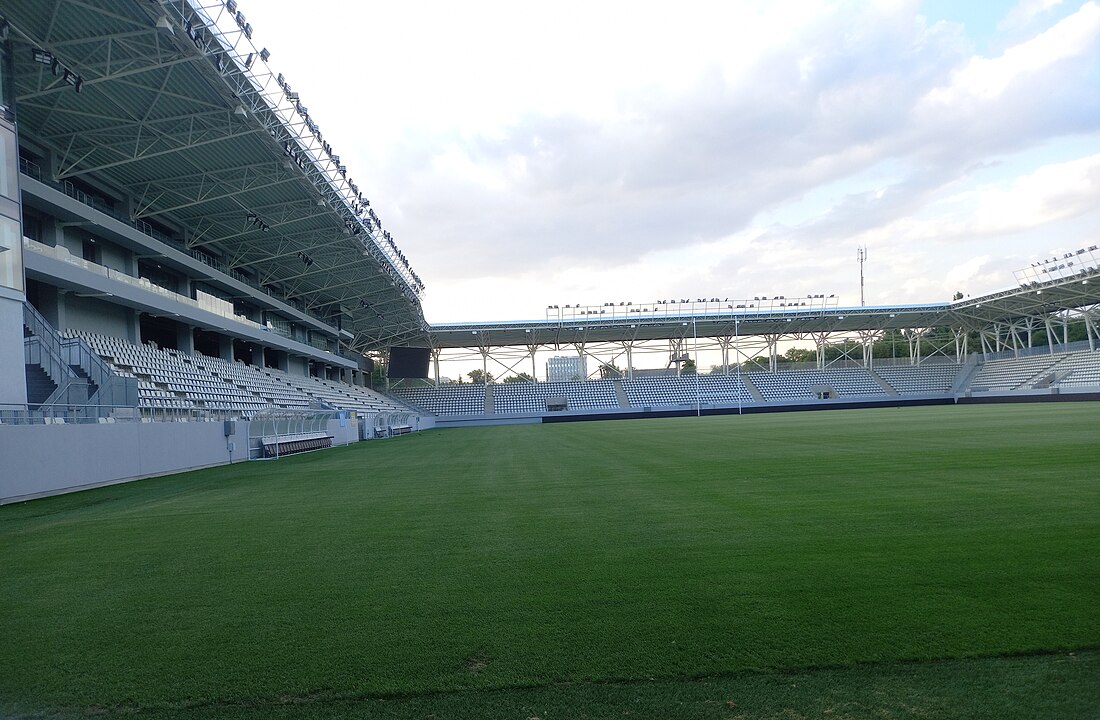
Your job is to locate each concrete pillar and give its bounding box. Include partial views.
[218,334,233,361]
[176,323,194,355]
[36,286,61,328]
[251,344,264,367]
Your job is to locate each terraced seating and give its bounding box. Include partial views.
[70,331,268,415]
[492,380,619,414]
[874,363,963,394]
[66,331,411,418]
[1050,351,1100,388]
[970,353,1067,391]
[274,373,411,414]
[197,355,314,410]
[621,375,753,407]
[748,367,887,401]
[391,384,486,415]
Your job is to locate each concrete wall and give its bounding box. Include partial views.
[0,410,440,504]
[0,289,28,407]
[288,356,308,376]
[0,420,244,504]
[327,416,359,446]
[63,293,133,339]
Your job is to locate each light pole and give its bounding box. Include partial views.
[693,315,700,417]
[735,318,742,415]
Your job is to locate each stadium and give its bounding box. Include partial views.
[0,2,1097,719]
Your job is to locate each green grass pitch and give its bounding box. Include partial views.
[2,403,1098,719]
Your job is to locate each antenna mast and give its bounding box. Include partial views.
[857,246,867,307]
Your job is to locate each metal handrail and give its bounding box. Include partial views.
[23,302,137,413]
[24,335,80,397]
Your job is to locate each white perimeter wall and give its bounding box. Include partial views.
[0,413,435,504]
[0,421,244,503]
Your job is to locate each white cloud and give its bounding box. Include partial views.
[924,1,1099,103]
[885,152,1100,242]
[241,1,1100,323]
[999,0,1067,31]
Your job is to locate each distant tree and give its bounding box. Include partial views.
[503,372,536,383]
[740,358,770,372]
[368,362,385,388]
[599,362,622,379]
[467,369,494,384]
[784,347,816,364]
[681,357,697,374]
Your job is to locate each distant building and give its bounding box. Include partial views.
[546,355,586,382]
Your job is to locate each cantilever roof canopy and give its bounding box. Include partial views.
[427,268,1100,349]
[3,0,427,351]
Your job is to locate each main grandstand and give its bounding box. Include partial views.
[0,0,1098,502]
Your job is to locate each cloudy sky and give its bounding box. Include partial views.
[241,0,1100,324]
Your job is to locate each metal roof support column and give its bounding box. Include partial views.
[761,334,781,373]
[573,342,587,381]
[1044,318,1057,355]
[810,333,832,370]
[431,347,441,386]
[716,336,733,376]
[471,331,491,383]
[857,330,883,369]
[668,338,685,377]
[1018,318,1034,349]
[906,329,923,366]
[618,342,637,381]
[526,343,540,383]
[979,327,994,359]
[1084,311,1097,351]
[954,328,968,363]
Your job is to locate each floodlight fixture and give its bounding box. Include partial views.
[155,15,173,33]
[63,70,83,93]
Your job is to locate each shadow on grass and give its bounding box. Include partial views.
[9,650,1097,720]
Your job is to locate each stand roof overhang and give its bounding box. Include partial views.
[427,269,1100,349]
[3,0,427,351]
